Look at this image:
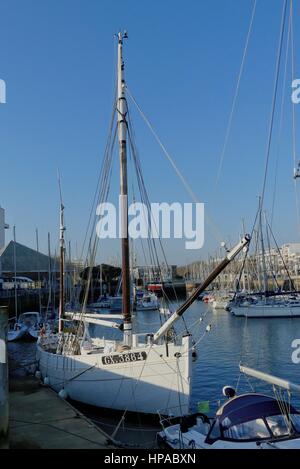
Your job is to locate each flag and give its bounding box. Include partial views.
[197,401,210,414]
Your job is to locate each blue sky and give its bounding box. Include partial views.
[0,0,299,265]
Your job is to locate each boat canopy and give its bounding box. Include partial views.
[216,393,299,428]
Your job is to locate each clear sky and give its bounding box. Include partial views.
[0,0,299,265]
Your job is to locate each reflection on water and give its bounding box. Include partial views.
[8,301,300,412]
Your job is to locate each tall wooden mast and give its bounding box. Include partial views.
[117,31,131,347]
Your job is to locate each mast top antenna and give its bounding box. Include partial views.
[117,31,128,42]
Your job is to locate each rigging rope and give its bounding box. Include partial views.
[260,0,288,207]
[290,0,300,238]
[215,0,257,185]
[265,215,280,291]
[126,109,189,322]
[271,3,292,226]
[265,216,296,290]
[126,86,224,245]
[235,4,290,379]
[291,0,297,176]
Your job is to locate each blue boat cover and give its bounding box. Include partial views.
[217,393,299,428]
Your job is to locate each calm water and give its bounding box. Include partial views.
[8,301,300,414]
[134,301,300,412]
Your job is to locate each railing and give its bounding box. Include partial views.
[0,287,59,299]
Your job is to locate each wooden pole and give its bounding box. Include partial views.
[117,31,131,347]
[0,306,9,449]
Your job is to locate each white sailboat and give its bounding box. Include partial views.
[231,203,300,318]
[232,298,300,318]
[37,235,247,416]
[36,32,250,417]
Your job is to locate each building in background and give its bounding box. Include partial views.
[0,240,54,281]
[280,243,300,276]
[132,264,177,285]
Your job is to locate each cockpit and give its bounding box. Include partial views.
[205,393,300,444]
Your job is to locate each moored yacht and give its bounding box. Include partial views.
[157,393,300,449]
[231,297,300,318]
[157,367,300,449]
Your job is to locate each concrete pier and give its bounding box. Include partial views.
[9,375,117,449]
[0,306,9,449]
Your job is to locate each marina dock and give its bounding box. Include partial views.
[1,305,118,450]
[9,374,117,449]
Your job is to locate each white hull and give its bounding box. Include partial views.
[36,335,192,416]
[212,300,230,310]
[158,427,300,449]
[136,305,159,311]
[232,303,300,318]
[88,300,111,309]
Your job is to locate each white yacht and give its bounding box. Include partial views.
[231,297,300,318]
[157,367,300,449]
[157,393,300,449]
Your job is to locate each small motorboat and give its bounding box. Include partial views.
[157,390,300,449]
[212,299,231,310]
[7,312,41,341]
[136,292,159,311]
